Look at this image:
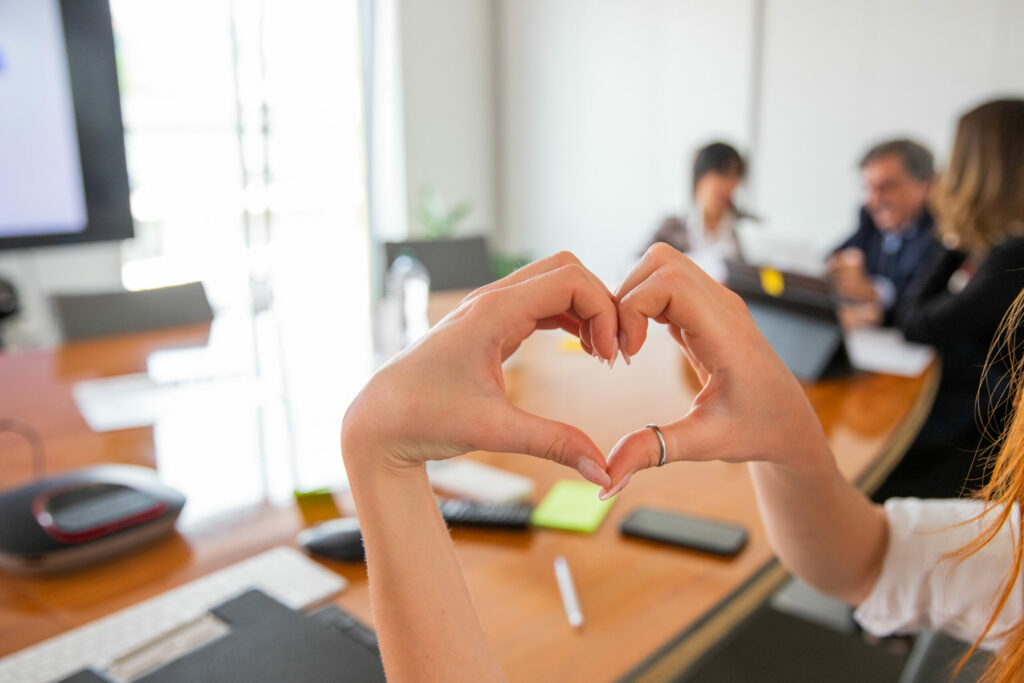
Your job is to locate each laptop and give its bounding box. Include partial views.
[725,261,851,381]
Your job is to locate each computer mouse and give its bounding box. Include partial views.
[296,517,365,561]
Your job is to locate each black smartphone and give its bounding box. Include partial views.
[620,507,748,557]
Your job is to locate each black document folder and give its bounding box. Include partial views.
[60,590,386,683]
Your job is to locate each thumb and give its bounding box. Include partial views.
[600,413,715,499]
[477,404,611,489]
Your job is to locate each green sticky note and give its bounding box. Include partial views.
[530,480,615,533]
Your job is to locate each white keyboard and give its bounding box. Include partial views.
[0,546,347,683]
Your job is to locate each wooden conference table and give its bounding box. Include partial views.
[0,296,938,682]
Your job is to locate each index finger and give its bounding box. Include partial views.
[615,245,725,348]
[467,252,616,360]
[471,251,614,301]
[617,261,744,366]
[486,263,620,362]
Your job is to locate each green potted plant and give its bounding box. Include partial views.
[414,184,473,240]
[383,185,529,290]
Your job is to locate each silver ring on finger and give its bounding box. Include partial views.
[645,424,667,467]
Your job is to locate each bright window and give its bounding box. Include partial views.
[111,0,373,497]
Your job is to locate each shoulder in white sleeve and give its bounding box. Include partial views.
[854,498,1022,651]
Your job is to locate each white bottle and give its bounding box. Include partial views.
[384,252,431,350]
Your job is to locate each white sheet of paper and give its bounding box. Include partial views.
[72,373,263,432]
[845,327,936,377]
[426,460,535,503]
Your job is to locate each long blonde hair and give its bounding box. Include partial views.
[932,99,1024,254]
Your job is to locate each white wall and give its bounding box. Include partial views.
[398,0,496,239]
[497,0,756,284]
[754,0,1024,252]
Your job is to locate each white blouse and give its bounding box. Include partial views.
[854,498,1023,651]
[681,205,741,283]
[683,204,740,260]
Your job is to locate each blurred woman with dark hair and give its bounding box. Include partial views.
[649,141,750,260]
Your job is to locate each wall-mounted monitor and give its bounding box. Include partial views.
[0,0,132,251]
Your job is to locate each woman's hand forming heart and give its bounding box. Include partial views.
[342,251,621,683]
[600,243,833,498]
[343,251,620,490]
[602,245,887,615]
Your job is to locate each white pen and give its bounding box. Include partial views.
[554,556,583,628]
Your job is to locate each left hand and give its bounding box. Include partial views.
[599,244,830,497]
[342,252,618,487]
[828,248,878,303]
[837,301,883,330]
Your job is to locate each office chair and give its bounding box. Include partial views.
[770,578,993,682]
[0,277,18,350]
[52,282,214,342]
[898,630,991,683]
[383,236,494,291]
[676,604,907,682]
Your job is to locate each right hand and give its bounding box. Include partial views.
[601,244,832,497]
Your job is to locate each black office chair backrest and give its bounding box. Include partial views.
[899,630,991,683]
[52,282,214,341]
[383,236,494,291]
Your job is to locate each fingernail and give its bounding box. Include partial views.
[598,472,632,500]
[609,337,619,369]
[577,458,611,488]
[618,331,631,366]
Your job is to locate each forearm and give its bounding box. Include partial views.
[344,453,504,683]
[747,442,888,605]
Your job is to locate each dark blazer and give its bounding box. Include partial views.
[874,236,1024,499]
[897,236,1024,394]
[835,206,942,313]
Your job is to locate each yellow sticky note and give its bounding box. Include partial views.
[559,335,585,353]
[531,480,615,533]
[759,267,785,297]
